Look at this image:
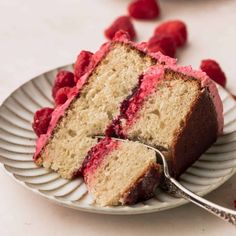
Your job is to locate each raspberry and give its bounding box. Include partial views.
[234,200,236,209]
[148,34,176,57]
[54,87,74,106]
[32,107,54,137]
[74,50,94,83]
[128,0,160,20]
[104,16,136,40]
[154,20,187,47]
[200,59,227,87]
[52,71,75,99]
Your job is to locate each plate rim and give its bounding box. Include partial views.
[1,163,235,215]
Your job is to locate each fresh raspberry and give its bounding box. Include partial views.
[74,50,94,83]
[128,0,160,20]
[54,87,74,106]
[154,20,187,47]
[200,59,227,87]
[234,200,236,209]
[52,71,75,99]
[148,34,176,57]
[32,107,54,137]
[104,16,136,40]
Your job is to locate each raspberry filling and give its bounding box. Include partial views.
[82,137,119,181]
[106,67,164,137]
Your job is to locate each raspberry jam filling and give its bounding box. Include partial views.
[106,66,164,137]
[81,137,119,181]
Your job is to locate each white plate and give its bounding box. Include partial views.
[0,65,236,215]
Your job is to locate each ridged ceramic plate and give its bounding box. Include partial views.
[0,65,236,215]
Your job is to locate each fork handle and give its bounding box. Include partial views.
[166,177,236,225]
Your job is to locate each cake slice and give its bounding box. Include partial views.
[33,36,173,179]
[83,64,223,205]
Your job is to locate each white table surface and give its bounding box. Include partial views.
[0,0,236,235]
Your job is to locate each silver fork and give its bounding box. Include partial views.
[95,136,236,225]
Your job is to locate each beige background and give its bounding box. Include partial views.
[0,0,236,235]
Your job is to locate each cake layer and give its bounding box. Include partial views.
[35,42,156,179]
[83,138,161,206]
[107,65,222,177]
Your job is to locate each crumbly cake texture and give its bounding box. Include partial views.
[33,34,223,205]
[82,137,161,206]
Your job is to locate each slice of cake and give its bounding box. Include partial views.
[82,137,161,206]
[33,35,174,179]
[83,64,223,206]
